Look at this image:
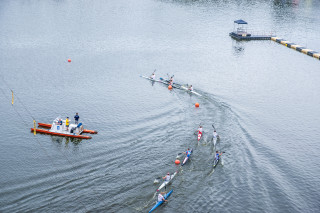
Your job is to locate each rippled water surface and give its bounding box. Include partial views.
[0,0,319,212]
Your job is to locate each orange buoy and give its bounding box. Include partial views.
[68,59,71,62]
[175,159,180,165]
[168,85,172,90]
[195,102,200,108]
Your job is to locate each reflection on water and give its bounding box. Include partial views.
[273,0,300,7]
[232,40,246,57]
[50,136,83,147]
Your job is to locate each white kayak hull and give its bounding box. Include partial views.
[157,171,177,191]
[180,85,202,96]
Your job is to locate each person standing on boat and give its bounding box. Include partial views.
[188,85,193,91]
[66,117,70,131]
[74,113,79,124]
[158,192,168,202]
[58,119,62,125]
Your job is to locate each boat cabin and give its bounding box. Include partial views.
[232,19,251,37]
[50,117,84,135]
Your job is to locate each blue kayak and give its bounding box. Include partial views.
[149,190,173,213]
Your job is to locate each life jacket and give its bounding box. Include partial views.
[215,153,220,160]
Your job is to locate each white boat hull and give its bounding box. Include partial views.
[157,172,177,191]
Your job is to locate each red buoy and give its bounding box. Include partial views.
[68,59,71,62]
[195,103,200,108]
[175,159,180,165]
[168,85,172,90]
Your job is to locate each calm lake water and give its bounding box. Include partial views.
[0,0,319,212]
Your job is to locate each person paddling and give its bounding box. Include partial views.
[162,173,171,182]
[186,148,191,157]
[169,76,174,85]
[150,72,156,80]
[158,192,168,202]
[188,85,193,91]
[215,151,222,161]
[213,130,219,140]
[198,125,203,134]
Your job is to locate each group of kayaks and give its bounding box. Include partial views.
[149,125,221,212]
[142,72,222,212]
[140,72,202,97]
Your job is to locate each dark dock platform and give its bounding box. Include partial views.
[229,19,319,61]
[229,32,271,40]
[229,20,273,40]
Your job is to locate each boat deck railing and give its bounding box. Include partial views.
[232,29,276,37]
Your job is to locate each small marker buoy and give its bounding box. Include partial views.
[168,85,172,90]
[175,159,180,165]
[68,59,71,62]
[195,103,200,108]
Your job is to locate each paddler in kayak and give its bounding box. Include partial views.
[150,71,156,80]
[186,148,191,157]
[188,85,193,91]
[169,76,174,85]
[158,192,168,202]
[198,125,203,134]
[213,130,219,140]
[162,173,171,182]
[215,151,222,161]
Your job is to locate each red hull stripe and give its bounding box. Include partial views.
[30,128,92,139]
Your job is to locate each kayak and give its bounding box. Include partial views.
[180,85,202,96]
[213,157,220,168]
[140,75,161,82]
[212,137,217,147]
[159,77,181,88]
[181,149,193,166]
[197,131,202,141]
[149,190,173,213]
[157,171,178,192]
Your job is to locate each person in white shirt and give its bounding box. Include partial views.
[213,130,219,139]
[162,173,171,182]
[198,125,203,133]
[150,72,155,80]
[158,192,168,202]
[212,130,219,146]
[188,85,193,91]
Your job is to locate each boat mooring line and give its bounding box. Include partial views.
[271,37,320,60]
